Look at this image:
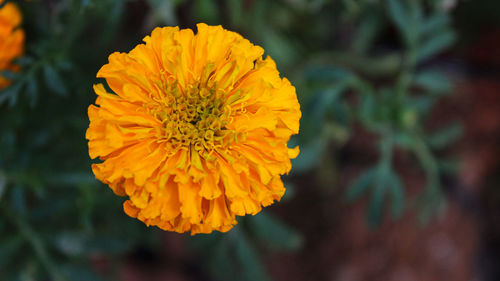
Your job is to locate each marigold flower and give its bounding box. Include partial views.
[86,23,301,234]
[0,0,24,89]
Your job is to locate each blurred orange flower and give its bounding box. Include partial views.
[0,0,24,89]
[86,23,301,234]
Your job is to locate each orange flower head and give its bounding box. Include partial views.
[86,24,301,234]
[0,0,25,89]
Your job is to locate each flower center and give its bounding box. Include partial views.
[148,72,245,159]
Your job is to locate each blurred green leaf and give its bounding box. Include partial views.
[207,236,239,281]
[394,132,414,148]
[353,11,381,54]
[196,230,271,281]
[10,186,26,214]
[308,83,349,126]
[15,56,34,67]
[367,179,386,227]
[25,75,39,107]
[0,82,22,106]
[388,172,405,219]
[291,137,328,172]
[234,231,271,281]
[416,30,456,62]
[344,168,376,202]
[413,69,452,94]
[420,12,449,35]
[408,95,436,115]
[426,123,462,149]
[386,0,412,43]
[43,65,67,96]
[247,212,303,251]
[0,70,18,80]
[358,89,377,126]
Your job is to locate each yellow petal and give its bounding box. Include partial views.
[288,146,300,159]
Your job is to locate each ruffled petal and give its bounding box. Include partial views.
[87,24,300,235]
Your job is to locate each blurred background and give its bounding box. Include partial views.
[1,0,500,280]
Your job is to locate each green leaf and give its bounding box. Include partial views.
[309,83,348,124]
[0,70,17,80]
[426,123,462,149]
[291,137,327,172]
[420,13,449,36]
[234,231,271,281]
[247,212,303,251]
[43,65,67,96]
[0,82,22,106]
[207,237,238,281]
[394,132,414,148]
[386,0,410,39]
[388,172,405,219]
[10,186,26,214]
[366,169,389,227]
[352,12,381,54]
[416,31,456,62]
[366,165,394,227]
[26,76,39,107]
[14,56,34,67]
[413,70,452,94]
[344,168,376,202]
[367,182,386,228]
[358,90,377,126]
[408,95,436,115]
